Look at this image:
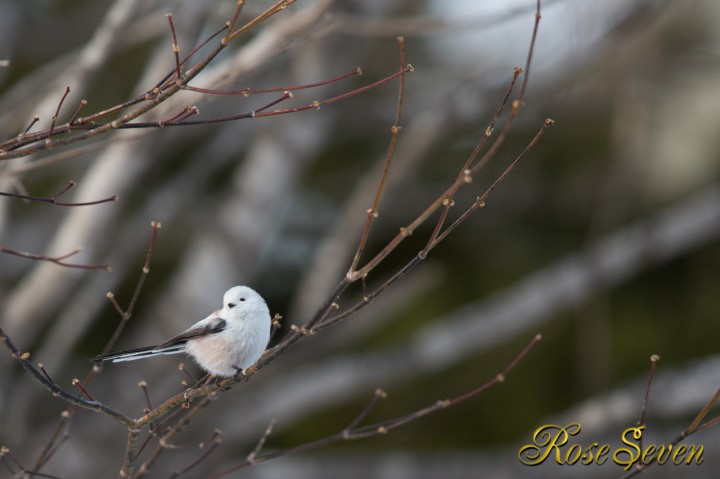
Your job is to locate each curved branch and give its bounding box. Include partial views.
[0,181,118,206]
[205,334,541,479]
[0,326,134,428]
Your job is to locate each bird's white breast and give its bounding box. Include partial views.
[185,309,270,377]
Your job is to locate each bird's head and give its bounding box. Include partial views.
[222,285,269,317]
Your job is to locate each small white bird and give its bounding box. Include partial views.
[92,286,271,377]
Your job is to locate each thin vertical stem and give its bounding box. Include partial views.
[348,37,408,275]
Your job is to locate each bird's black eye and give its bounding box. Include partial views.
[228,303,236,309]
[239,297,246,302]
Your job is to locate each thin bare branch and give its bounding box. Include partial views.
[222,1,245,46]
[247,420,275,464]
[48,86,71,137]
[0,245,111,271]
[635,354,660,452]
[421,67,522,256]
[0,447,64,479]
[0,326,134,427]
[344,389,386,433]
[225,0,297,43]
[472,0,542,174]
[182,67,361,95]
[254,66,413,119]
[20,116,40,136]
[429,118,554,250]
[169,439,221,479]
[0,3,402,161]
[31,411,71,472]
[134,396,217,477]
[686,387,720,435]
[0,181,118,206]
[166,14,182,81]
[68,99,88,125]
[71,378,96,402]
[348,38,408,274]
[97,221,162,359]
[620,384,720,479]
[205,334,541,478]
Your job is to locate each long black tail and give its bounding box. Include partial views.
[90,344,185,363]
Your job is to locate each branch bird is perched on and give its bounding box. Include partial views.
[92,286,271,377]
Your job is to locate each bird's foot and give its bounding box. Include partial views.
[232,365,247,380]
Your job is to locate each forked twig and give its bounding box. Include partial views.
[166,14,182,81]
[98,221,162,359]
[0,327,134,427]
[0,181,118,206]
[247,419,276,463]
[134,396,217,477]
[0,447,63,479]
[182,67,361,95]
[224,0,296,43]
[619,358,720,478]
[205,334,541,479]
[170,442,221,479]
[48,87,71,138]
[0,0,367,160]
[348,37,408,275]
[23,223,163,474]
[0,245,111,271]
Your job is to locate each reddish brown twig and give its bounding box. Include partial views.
[166,14,182,81]
[25,223,162,474]
[254,92,293,114]
[620,384,720,478]
[634,354,660,453]
[182,67,362,95]
[0,245,111,271]
[134,396,217,477]
[222,0,245,46]
[68,99,87,125]
[98,221,162,359]
[0,326,134,427]
[421,66,522,257]
[270,314,283,341]
[0,447,63,479]
[160,106,199,126]
[31,410,71,473]
[20,116,40,136]
[109,66,411,129]
[348,37,408,275]
[153,23,231,93]
[206,334,541,478]
[169,431,222,479]
[472,0,542,174]
[225,0,296,43]
[247,420,276,464]
[254,66,412,119]
[0,1,304,159]
[320,117,554,329]
[71,378,96,402]
[48,86,71,138]
[0,181,118,206]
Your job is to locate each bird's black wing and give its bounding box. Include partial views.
[157,318,227,348]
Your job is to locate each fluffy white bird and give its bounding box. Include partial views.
[91,286,271,377]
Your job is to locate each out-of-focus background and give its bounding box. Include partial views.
[1,0,719,477]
